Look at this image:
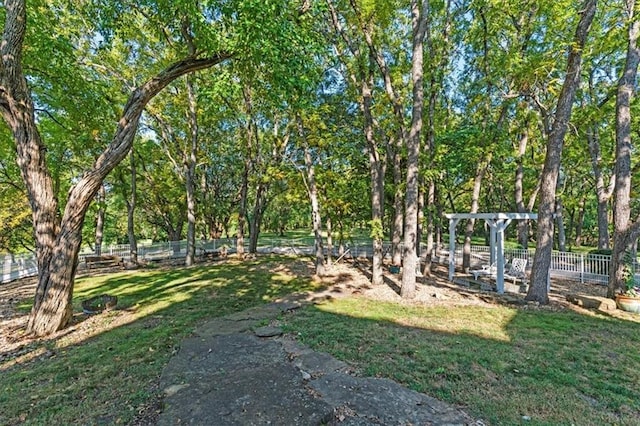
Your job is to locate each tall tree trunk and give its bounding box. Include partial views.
[574,196,586,247]
[587,126,614,249]
[326,216,333,267]
[401,0,429,298]
[0,0,231,335]
[127,150,138,265]
[391,138,404,267]
[527,0,597,304]
[302,137,325,277]
[185,75,198,267]
[363,63,385,285]
[416,182,425,260]
[556,197,567,252]
[236,164,249,259]
[462,155,491,271]
[326,0,386,282]
[515,128,529,249]
[609,0,640,298]
[248,182,268,253]
[94,185,106,256]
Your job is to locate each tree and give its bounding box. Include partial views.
[608,0,640,298]
[527,0,597,304]
[400,0,429,298]
[1,0,233,336]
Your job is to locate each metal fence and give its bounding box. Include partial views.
[0,239,619,286]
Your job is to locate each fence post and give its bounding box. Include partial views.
[580,253,584,284]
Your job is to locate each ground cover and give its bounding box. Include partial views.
[2,254,640,425]
[281,286,640,425]
[0,256,319,425]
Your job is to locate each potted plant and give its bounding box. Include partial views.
[615,263,640,313]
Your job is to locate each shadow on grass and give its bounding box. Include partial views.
[0,255,322,425]
[282,298,640,425]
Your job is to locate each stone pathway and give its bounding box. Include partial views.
[158,301,477,425]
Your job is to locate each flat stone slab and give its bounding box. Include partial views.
[566,294,616,311]
[158,302,476,425]
[254,325,283,337]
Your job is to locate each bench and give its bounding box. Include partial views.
[470,258,528,285]
[84,255,124,270]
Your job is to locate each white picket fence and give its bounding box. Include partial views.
[0,239,616,286]
[454,245,613,285]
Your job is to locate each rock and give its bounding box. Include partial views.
[158,315,476,426]
[566,294,616,311]
[254,326,283,338]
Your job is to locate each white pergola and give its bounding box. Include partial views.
[444,212,538,293]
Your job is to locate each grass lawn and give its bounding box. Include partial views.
[0,256,319,425]
[3,255,640,425]
[281,297,640,425]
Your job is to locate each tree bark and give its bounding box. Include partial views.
[0,0,231,336]
[608,0,640,298]
[391,138,404,267]
[248,182,268,253]
[236,164,249,258]
[556,197,567,252]
[515,128,529,249]
[300,127,325,277]
[587,126,614,249]
[327,0,386,284]
[94,185,106,256]
[574,196,586,247]
[363,63,385,285]
[127,150,138,265]
[185,75,198,267]
[326,216,333,266]
[462,155,491,271]
[401,0,429,298]
[527,0,597,304]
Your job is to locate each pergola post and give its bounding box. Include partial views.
[448,217,460,281]
[445,213,537,292]
[487,218,512,294]
[489,226,497,265]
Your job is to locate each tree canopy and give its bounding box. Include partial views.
[1,0,639,335]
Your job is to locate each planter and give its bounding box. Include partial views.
[615,294,640,314]
[82,294,118,314]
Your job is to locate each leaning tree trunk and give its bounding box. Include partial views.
[608,0,640,298]
[0,0,231,336]
[527,0,597,304]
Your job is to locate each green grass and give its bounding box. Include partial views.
[0,256,319,425]
[5,255,639,425]
[281,298,640,425]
